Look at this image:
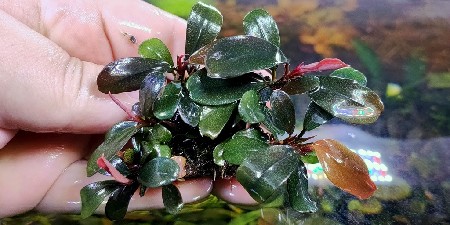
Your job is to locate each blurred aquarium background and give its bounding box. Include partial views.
[2,0,449,224]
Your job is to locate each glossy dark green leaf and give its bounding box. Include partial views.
[105,182,139,221]
[87,121,139,176]
[259,87,273,102]
[186,2,223,55]
[287,161,318,213]
[80,180,121,219]
[205,36,287,78]
[330,67,367,86]
[303,102,334,131]
[162,184,184,214]
[139,38,174,66]
[270,90,296,134]
[238,90,265,123]
[97,58,169,94]
[139,72,166,118]
[138,157,179,188]
[142,141,172,161]
[213,128,266,166]
[154,82,182,120]
[178,90,201,127]
[236,145,297,203]
[262,107,285,138]
[186,69,265,105]
[309,76,384,124]
[235,127,266,140]
[199,104,235,139]
[220,134,269,165]
[243,9,280,47]
[148,124,172,144]
[213,143,226,166]
[281,75,320,95]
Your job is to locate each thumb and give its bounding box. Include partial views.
[0,3,185,134]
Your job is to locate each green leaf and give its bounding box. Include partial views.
[186,69,265,105]
[234,127,266,140]
[178,90,201,127]
[97,58,169,94]
[352,39,384,91]
[270,90,296,134]
[238,90,265,123]
[80,180,121,219]
[147,124,172,144]
[404,56,426,88]
[205,35,287,78]
[213,128,266,166]
[142,141,172,160]
[220,134,269,165]
[154,82,182,120]
[262,107,285,138]
[139,38,174,66]
[186,2,223,55]
[139,72,166,118]
[287,161,318,213]
[309,76,384,124]
[303,102,334,131]
[87,121,139,176]
[228,210,262,225]
[105,182,139,221]
[213,143,226,166]
[199,104,236,139]
[162,184,184,214]
[300,152,319,164]
[243,9,280,47]
[138,157,179,188]
[236,145,297,203]
[281,75,320,95]
[330,67,367,86]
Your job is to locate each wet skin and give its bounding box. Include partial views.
[0,0,256,218]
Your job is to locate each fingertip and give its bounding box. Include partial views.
[213,178,258,205]
[129,178,213,211]
[36,160,213,214]
[100,0,186,61]
[0,128,17,149]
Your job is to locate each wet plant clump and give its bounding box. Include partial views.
[80,2,384,220]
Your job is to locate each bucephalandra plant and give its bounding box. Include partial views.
[80,2,384,220]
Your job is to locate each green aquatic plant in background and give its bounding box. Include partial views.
[147,0,214,19]
[80,2,384,220]
[353,39,450,138]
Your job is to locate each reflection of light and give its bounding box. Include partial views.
[332,102,376,118]
[306,148,392,183]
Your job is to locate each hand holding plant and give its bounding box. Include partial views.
[82,2,384,220]
[0,0,212,218]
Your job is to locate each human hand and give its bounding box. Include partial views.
[0,0,255,218]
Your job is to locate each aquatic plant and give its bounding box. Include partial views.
[80,2,384,220]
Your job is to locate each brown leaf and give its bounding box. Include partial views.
[314,139,376,199]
